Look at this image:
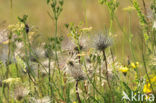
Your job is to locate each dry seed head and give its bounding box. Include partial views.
[67,60,86,81]
[94,34,112,51]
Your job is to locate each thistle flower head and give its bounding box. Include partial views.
[66,60,86,81]
[94,34,112,51]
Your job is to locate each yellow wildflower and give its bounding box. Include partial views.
[119,66,129,76]
[143,83,152,94]
[130,62,139,69]
[131,62,136,68]
[119,66,129,73]
[123,6,135,12]
[73,102,76,103]
[136,62,139,66]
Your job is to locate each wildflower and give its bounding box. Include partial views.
[119,66,129,76]
[73,101,76,103]
[130,62,139,69]
[67,60,86,81]
[123,6,135,12]
[136,62,139,66]
[143,83,152,94]
[94,34,112,51]
[2,78,21,85]
[130,62,136,68]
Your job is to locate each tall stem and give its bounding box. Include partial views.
[48,57,53,98]
[54,19,59,66]
[76,81,81,103]
[103,50,114,103]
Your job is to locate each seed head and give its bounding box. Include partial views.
[67,60,86,81]
[94,34,112,51]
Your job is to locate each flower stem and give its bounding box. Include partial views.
[103,50,114,103]
[76,81,81,103]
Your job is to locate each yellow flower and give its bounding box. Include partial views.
[130,62,139,69]
[131,62,136,68]
[119,66,129,73]
[119,66,129,76]
[123,6,135,12]
[73,101,76,103]
[136,62,139,66]
[143,83,152,94]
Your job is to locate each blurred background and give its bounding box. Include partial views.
[0,0,151,61]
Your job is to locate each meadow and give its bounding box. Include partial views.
[0,0,156,103]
